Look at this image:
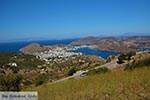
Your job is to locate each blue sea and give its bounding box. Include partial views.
[0,39,77,52]
[0,39,120,59]
[68,48,120,59]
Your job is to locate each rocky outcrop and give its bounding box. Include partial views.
[20,43,44,54]
[106,55,118,62]
[20,43,55,54]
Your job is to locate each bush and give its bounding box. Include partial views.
[117,51,136,64]
[88,67,109,75]
[117,59,124,64]
[68,67,77,76]
[125,56,150,70]
[118,54,126,61]
[4,65,19,74]
[0,74,22,91]
[0,70,5,75]
[126,51,136,60]
[34,74,47,86]
[126,51,136,56]
[23,79,33,86]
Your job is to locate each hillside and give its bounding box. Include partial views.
[70,36,150,52]
[20,36,150,54]
[20,43,50,54]
[0,52,105,90]
[25,67,150,100]
[24,52,150,100]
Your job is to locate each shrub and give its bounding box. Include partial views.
[117,51,136,64]
[88,67,109,75]
[127,51,136,56]
[0,70,5,75]
[68,67,77,76]
[117,58,124,64]
[34,74,47,86]
[126,51,136,60]
[118,54,126,61]
[9,66,19,74]
[125,56,150,70]
[23,79,33,86]
[0,74,22,91]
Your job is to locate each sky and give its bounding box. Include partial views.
[0,0,149,41]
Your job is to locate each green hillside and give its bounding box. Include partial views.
[25,67,150,100]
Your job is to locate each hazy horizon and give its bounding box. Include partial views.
[0,0,149,41]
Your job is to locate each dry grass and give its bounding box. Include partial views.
[25,67,150,100]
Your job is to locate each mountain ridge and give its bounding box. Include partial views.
[70,36,150,52]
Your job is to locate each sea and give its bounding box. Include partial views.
[0,39,120,59]
[68,48,120,59]
[0,39,77,52]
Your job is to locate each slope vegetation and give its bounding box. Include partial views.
[26,67,150,100]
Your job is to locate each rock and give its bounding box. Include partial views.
[37,65,43,69]
[107,55,118,62]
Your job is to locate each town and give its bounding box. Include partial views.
[33,45,96,62]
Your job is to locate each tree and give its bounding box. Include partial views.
[117,52,136,64]
[117,57,124,64]
[68,67,77,76]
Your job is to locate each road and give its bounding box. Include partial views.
[94,59,118,69]
[49,71,84,84]
[51,76,74,84]
[49,59,118,84]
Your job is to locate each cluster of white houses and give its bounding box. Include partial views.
[35,47,82,62]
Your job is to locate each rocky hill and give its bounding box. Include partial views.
[20,43,50,54]
[70,36,150,52]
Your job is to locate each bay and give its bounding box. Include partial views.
[68,48,120,59]
[0,39,120,59]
